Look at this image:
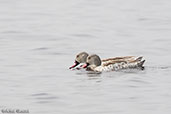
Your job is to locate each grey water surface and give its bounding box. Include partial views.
[0,0,171,114]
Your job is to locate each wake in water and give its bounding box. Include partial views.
[145,66,171,70]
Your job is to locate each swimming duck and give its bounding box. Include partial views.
[82,54,145,72]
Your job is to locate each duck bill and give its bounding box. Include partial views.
[82,63,88,68]
[69,61,80,69]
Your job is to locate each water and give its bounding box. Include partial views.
[0,0,171,114]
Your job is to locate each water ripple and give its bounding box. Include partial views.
[31,47,50,51]
[31,93,58,104]
[70,33,95,38]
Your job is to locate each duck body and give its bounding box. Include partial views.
[91,60,145,72]
[84,55,145,72]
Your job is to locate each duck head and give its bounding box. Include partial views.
[69,52,89,69]
[82,54,102,69]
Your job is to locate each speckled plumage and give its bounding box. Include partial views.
[86,55,145,72]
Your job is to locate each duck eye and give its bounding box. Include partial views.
[88,57,91,59]
[76,55,79,58]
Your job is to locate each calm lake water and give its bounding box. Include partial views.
[0,0,171,114]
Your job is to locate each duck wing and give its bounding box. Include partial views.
[102,56,135,62]
[102,56,145,69]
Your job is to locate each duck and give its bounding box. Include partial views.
[69,52,145,71]
[82,54,145,72]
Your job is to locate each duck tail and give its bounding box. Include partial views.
[139,60,145,66]
[137,60,145,70]
[135,56,145,69]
